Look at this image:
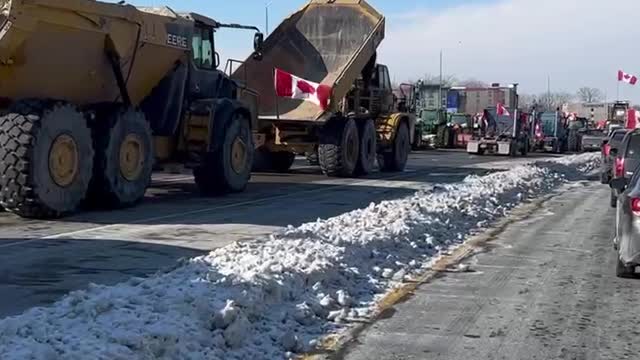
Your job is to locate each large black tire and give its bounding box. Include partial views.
[616,257,636,278]
[318,118,360,177]
[0,103,94,219]
[194,112,253,195]
[520,140,528,156]
[412,128,423,150]
[378,122,410,172]
[88,109,153,209]
[306,147,319,166]
[568,130,578,152]
[435,125,446,148]
[356,119,377,175]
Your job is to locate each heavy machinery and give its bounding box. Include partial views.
[0,0,264,219]
[232,0,415,177]
[412,81,449,149]
[467,107,530,156]
[532,111,568,153]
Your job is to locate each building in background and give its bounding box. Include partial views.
[451,83,519,115]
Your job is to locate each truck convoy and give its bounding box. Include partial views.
[232,0,415,178]
[0,0,414,219]
[0,0,265,219]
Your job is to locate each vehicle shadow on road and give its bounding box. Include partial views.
[13,166,499,228]
[0,237,205,318]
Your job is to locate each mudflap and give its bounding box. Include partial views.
[467,140,480,154]
[497,141,511,156]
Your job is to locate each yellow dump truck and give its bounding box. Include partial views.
[232,0,416,177]
[0,0,264,219]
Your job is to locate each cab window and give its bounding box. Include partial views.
[625,134,640,158]
[192,26,215,69]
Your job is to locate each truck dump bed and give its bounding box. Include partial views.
[232,0,385,122]
[0,0,192,106]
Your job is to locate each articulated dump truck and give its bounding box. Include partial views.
[0,0,264,219]
[232,0,416,177]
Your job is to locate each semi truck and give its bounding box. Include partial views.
[466,107,530,156]
[0,0,264,218]
[232,0,416,177]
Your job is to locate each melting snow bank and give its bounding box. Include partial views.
[0,153,600,360]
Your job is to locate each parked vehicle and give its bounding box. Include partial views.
[467,106,530,156]
[601,129,630,184]
[533,111,568,153]
[609,172,640,277]
[580,128,607,152]
[0,0,264,219]
[609,130,640,207]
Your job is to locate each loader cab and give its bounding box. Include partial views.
[364,64,394,115]
[188,21,236,101]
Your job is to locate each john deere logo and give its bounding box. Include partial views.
[167,33,188,49]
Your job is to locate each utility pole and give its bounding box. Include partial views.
[265,1,273,35]
[439,49,443,110]
[547,75,551,111]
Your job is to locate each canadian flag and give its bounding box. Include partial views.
[627,108,640,129]
[618,70,638,85]
[274,68,332,110]
[496,103,510,116]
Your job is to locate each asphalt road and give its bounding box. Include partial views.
[0,149,558,318]
[342,180,640,360]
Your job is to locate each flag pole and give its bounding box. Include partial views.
[273,67,280,121]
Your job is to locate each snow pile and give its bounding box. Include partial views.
[0,153,600,360]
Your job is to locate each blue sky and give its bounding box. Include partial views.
[105,0,640,104]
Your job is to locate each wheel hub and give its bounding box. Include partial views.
[119,134,144,181]
[231,137,247,174]
[49,134,79,188]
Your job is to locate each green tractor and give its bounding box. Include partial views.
[412,81,451,149]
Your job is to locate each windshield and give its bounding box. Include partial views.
[450,115,468,125]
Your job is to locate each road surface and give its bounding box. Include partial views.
[342,180,640,360]
[0,150,557,318]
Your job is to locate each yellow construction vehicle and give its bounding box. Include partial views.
[0,0,263,219]
[232,0,416,177]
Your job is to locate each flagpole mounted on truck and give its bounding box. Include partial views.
[231,0,416,177]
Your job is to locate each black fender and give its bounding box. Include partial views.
[189,98,252,153]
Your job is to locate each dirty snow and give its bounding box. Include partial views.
[0,153,600,360]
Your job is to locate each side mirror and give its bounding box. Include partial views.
[214,52,220,68]
[610,177,627,191]
[252,32,264,61]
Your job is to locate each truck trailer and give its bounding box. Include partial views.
[0,0,263,218]
[231,0,416,177]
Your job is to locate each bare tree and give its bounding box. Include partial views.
[456,78,488,88]
[520,92,573,112]
[576,87,603,103]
